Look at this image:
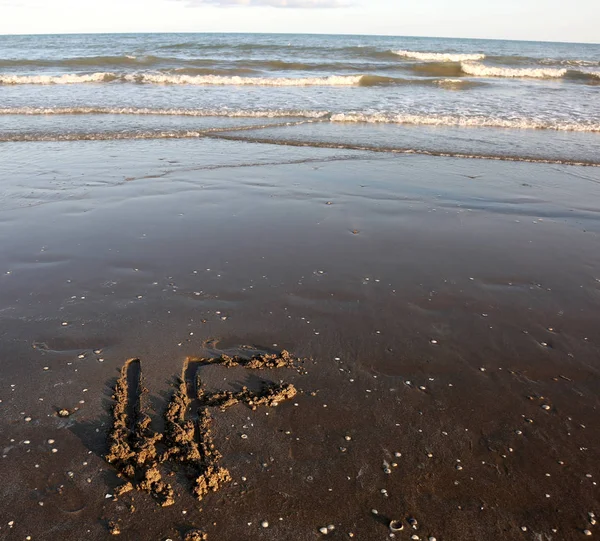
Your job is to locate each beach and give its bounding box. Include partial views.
[1,137,599,539]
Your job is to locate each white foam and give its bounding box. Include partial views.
[0,73,114,85]
[393,50,485,62]
[124,73,363,86]
[329,112,600,132]
[0,72,365,86]
[460,62,567,78]
[1,106,597,132]
[0,106,331,119]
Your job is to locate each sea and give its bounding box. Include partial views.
[0,33,599,165]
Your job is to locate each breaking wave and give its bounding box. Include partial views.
[0,72,481,88]
[460,63,567,79]
[329,112,600,132]
[0,106,331,119]
[0,107,597,132]
[0,73,116,85]
[393,50,486,62]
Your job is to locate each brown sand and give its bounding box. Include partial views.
[0,139,599,540]
[105,352,298,518]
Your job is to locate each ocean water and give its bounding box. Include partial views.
[0,33,599,164]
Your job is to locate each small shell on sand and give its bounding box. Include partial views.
[57,409,70,417]
[389,520,404,532]
[261,521,269,528]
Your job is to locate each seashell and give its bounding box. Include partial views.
[583,530,592,536]
[389,520,404,532]
[408,517,418,528]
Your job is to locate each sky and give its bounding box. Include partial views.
[0,0,598,43]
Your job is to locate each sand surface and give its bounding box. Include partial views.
[0,139,599,540]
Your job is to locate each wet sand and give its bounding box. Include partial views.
[0,139,599,540]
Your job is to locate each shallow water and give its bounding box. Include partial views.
[1,33,599,164]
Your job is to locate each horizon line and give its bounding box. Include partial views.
[0,30,597,46]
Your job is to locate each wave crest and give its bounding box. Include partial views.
[329,112,600,132]
[393,50,485,62]
[460,63,567,78]
[123,73,363,86]
[0,73,116,85]
[0,107,597,133]
[0,106,331,118]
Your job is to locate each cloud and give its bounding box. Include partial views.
[175,0,348,8]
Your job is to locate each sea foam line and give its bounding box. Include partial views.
[329,112,600,132]
[0,73,115,85]
[0,72,364,86]
[0,107,331,119]
[0,107,598,132]
[460,62,567,78]
[393,50,486,62]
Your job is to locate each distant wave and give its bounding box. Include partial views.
[124,73,364,86]
[0,73,116,84]
[0,106,597,132]
[460,63,567,78]
[0,71,483,88]
[0,55,168,69]
[0,72,364,86]
[405,61,600,82]
[460,62,600,81]
[393,50,486,62]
